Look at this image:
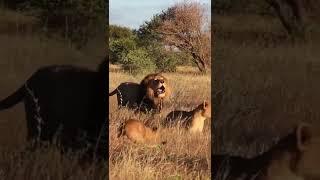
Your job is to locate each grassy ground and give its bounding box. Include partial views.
[109,68,211,179]
[0,8,106,179]
[213,14,320,157]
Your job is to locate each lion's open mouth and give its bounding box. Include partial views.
[156,86,166,96]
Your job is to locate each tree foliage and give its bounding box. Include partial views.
[109,1,211,73]
[109,37,136,64]
[110,25,135,40]
[122,48,156,75]
[156,1,211,72]
[2,0,105,49]
[109,25,137,64]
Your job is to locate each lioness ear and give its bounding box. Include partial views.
[296,123,312,151]
[203,100,208,108]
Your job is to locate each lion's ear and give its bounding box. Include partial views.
[203,100,208,108]
[296,122,312,151]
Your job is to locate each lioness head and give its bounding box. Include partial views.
[141,73,171,99]
[294,123,320,179]
[268,123,320,179]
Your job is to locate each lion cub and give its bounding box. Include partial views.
[118,119,165,145]
[213,123,320,180]
[164,101,211,133]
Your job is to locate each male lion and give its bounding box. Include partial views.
[117,119,166,145]
[0,60,107,158]
[109,73,171,113]
[163,101,211,133]
[213,123,320,180]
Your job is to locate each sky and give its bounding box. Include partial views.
[110,0,211,30]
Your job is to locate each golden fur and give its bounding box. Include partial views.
[140,73,171,112]
[213,123,320,180]
[164,101,211,133]
[109,73,171,113]
[118,119,166,145]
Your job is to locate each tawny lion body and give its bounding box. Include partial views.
[109,73,171,113]
[164,101,211,133]
[213,123,320,180]
[118,119,165,145]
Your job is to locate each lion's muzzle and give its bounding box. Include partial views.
[156,85,166,97]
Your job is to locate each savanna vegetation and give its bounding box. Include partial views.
[109,1,211,179]
[109,1,211,74]
[109,70,211,179]
[0,1,106,179]
[213,0,320,158]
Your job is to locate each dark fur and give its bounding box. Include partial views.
[109,74,169,113]
[0,60,107,158]
[109,82,145,110]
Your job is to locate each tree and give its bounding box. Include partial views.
[135,9,175,47]
[110,25,134,40]
[156,1,211,72]
[135,10,184,72]
[266,0,306,39]
[109,37,136,64]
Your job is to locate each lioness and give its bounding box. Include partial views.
[163,101,211,133]
[109,73,171,113]
[117,119,166,145]
[213,123,320,180]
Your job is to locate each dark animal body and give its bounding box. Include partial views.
[0,61,107,158]
[109,82,145,110]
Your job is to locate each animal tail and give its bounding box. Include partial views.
[117,122,125,138]
[109,88,118,96]
[0,85,25,110]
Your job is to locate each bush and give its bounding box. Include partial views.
[122,48,156,75]
[109,25,134,40]
[154,51,179,72]
[109,37,136,64]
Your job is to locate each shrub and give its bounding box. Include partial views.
[154,51,179,72]
[109,37,136,64]
[122,48,156,75]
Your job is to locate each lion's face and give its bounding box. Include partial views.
[141,73,171,100]
[149,77,168,98]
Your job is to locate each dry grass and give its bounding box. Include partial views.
[0,8,106,179]
[214,14,320,158]
[109,71,211,179]
[0,8,38,35]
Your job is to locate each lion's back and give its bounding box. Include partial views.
[164,110,192,127]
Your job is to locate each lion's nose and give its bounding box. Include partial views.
[159,80,164,83]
